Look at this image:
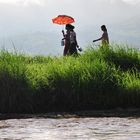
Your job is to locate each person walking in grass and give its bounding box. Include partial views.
[93,25,109,46]
[68,24,81,55]
[62,24,71,56]
[62,24,81,56]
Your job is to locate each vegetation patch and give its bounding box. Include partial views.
[0,44,140,113]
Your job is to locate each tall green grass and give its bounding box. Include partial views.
[0,44,140,113]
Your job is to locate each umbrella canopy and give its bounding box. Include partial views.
[52,15,75,25]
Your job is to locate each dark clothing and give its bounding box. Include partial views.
[69,43,78,55]
[63,45,69,56]
[63,31,70,56]
[68,31,78,55]
[63,27,79,56]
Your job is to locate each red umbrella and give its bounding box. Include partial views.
[52,15,75,25]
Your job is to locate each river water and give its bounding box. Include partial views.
[0,117,140,140]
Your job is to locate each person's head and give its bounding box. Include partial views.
[101,25,107,32]
[65,24,75,30]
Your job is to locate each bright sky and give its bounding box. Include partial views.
[0,0,43,6]
[123,0,140,4]
[0,0,140,55]
[0,0,140,6]
[0,0,139,36]
[0,0,139,32]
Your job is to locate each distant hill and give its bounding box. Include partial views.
[109,16,140,47]
[0,32,63,56]
[0,16,139,56]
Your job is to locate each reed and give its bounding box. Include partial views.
[0,44,140,113]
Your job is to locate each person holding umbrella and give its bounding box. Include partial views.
[52,15,82,56]
[62,24,81,56]
[62,24,71,56]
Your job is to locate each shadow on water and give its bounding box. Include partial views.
[0,108,140,120]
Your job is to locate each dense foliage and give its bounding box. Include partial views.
[0,44,140,113]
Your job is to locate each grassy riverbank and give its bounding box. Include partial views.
[0,44,140,113]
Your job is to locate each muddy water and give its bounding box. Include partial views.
[0,117,140,140]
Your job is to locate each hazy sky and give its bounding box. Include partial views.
[0,0,139,33]
[0,0,140,55]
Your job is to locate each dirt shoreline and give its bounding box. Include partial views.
[0,108,140,120]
